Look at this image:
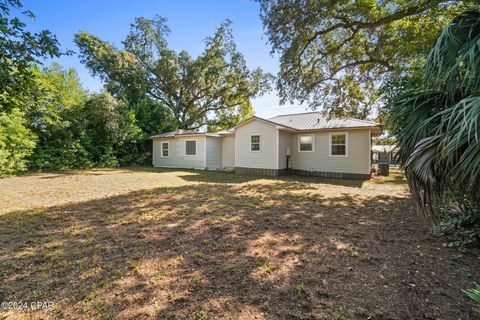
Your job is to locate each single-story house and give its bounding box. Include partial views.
[372,144,398,164]
[151,112,381,179]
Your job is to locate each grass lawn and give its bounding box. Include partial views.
[0,168,478,319]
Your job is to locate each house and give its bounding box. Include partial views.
[151,112,381,179]
[372,144,398,165]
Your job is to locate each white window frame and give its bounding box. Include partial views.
[329,132,348,157]
[250,134,261,152]
[160,141,169,158]
[185,139,197,156]
[298,134,315,152]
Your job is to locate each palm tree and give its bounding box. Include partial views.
[388,9,480,222]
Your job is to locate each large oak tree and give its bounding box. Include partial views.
[75,17,270,130]
[257,0,476,118]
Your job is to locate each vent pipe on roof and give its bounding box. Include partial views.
[316,118,320,124]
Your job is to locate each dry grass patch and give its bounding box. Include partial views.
[0,168,478,319]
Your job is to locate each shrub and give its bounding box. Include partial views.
[0,109,37,176]
[435,205,480,248]
[464,284,480,315]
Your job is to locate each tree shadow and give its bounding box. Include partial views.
[21,166,368,188]
[179,172,367,188]
[38,172,110,179]
[0,180,478,319]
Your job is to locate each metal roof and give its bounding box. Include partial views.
[150,129,202,138]
[372,144,397,153]
[150,129,226,139]
[232,116,298,131]
[150,112,380,138]
[268,112,379,130]
[216,128,235,135]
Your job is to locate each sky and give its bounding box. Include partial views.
[21,0,308,118]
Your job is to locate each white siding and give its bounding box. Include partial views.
[291,129,371,174]
[235,119,277,169]
[221,135,235,168]
[278,130,293,169]
[152,136,206,169]
[205,136,222,169]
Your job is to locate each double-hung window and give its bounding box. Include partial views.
[299,135,314,152]
[251,135,260,151]
[185,140,197,156]
[330,133,347,156]
[161,142,169,158]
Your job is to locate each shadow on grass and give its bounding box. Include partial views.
[128,166,367,187]
[15,166,368,188]
[0,180,477,319]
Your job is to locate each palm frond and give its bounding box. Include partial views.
[425,8,480,98]
[388,89,445,164]
[388,7,480,220]
[404,135,443,220]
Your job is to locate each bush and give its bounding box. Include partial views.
[435,205,480,248]
[31,138,94,171]
[0,109,37,176]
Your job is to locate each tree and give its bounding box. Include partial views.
[388,9,480,245]
[0,109,36,176]
[131,98,176,137]
[28,64,88,131]
[0,0,61,175]
[75,18,269,130]
[0,0,61,111]
[83,93,142,166]
[257,0,475,118]
[127,97,176,163]
[27,65,145,170]
[28,64,92,170]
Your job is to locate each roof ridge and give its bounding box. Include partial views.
[345,117,378,124]
[269,110,324,119]
[270,111,378,125]
[252,116,299,130]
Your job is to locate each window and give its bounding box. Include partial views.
[330,133,347,156]
[185,140,197,156]
[299,135,314,152]
[251,135,260,151]
[161,142,169,158]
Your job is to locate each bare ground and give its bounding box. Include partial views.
[0,168,478,319]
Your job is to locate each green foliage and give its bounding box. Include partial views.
[207,100,254,132]
[27,64,92,171]
[388,9,480,244]
[131,98,176,136]
[435,205,480,247]
[372,136,397,146]
[0,109,37,176]
[260,260,274,275]
[295,283,307,295]
[31,135,93,171]
[75,17,266,129]
[0,0,61,175]
[464,284,480,315]
[127,98,176,164]
[0,1,178,173]
[83,92,143,166]
[257,0,475,118]
[0,0,61,112]
[27,65,144,170]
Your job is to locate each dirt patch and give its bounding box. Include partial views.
[0,168,478,319]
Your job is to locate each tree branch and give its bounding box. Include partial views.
[312,0,439,37]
